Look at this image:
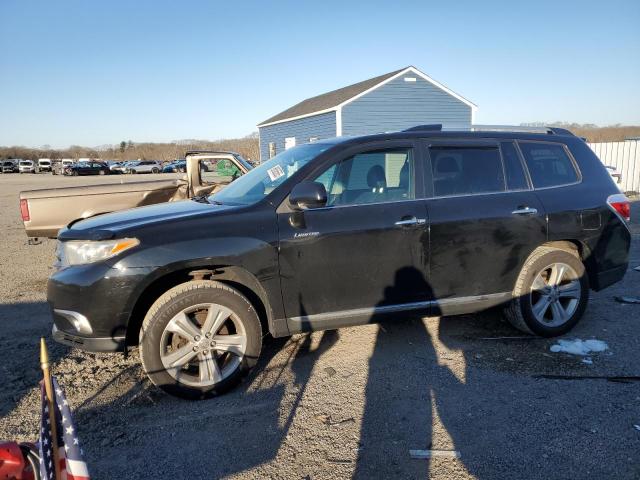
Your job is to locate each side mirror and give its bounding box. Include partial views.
[289,181,327,210]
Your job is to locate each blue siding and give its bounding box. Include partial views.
[258,111,336,161]
[342,75,472,136]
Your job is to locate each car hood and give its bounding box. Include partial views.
[58,199,235,240]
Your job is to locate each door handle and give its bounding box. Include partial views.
[395,217,426,227]
[512,206,538,215]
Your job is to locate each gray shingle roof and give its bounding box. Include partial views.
[258,67,409,126]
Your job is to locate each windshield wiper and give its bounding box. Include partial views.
[191,195,225,205]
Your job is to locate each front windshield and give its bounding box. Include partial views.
[210,143,332,206]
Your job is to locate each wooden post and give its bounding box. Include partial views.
[40,338,61,480]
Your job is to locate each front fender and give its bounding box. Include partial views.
[111,236,285,336]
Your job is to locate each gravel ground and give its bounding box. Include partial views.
[0,173,639,480]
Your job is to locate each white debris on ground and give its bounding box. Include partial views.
[549,339,609,356]
[409,449,461,459]
[634,425,640,432]
[581,357,593,365]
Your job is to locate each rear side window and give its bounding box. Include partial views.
[518,142,578,188]
[430,146,505,196]
[500,142,529,190]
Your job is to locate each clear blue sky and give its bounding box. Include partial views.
[1,0,638,148]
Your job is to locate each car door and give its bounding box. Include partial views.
[424,139,547,314]
[277,140,431,332]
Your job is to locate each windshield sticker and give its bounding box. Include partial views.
[267,165,285,182]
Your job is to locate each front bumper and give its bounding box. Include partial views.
[48,262,156,352]
[52,324,125,352]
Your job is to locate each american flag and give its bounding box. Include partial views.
[38,376,90,480]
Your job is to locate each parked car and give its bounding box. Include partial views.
[109,161,134,174]
[52,159,74,175]
[64,161,111,176]
[20,151,252,238]
[37,158,52,173]
[108,162,125,173]
[18,160,35,173]
[126,161,162,174]
[1,160,18,173]
[163,160,187,173]
[45,125,631,399]
[605,165,623,191]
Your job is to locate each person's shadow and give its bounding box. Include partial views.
[353,266,467,479]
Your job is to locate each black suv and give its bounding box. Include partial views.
[48,126,631,398]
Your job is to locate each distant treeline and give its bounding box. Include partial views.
[521,123,640,143]
[2,124,639,162]
[0,135,260,162]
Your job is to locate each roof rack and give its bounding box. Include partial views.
[402,124,574,136]
[468,125,575,136]
[403,124,442,132]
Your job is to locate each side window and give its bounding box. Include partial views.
[430,146,505,196]
[313,148,414,206]
[518,142,578,188]
[501,142,529,190]
[200,158,241,184]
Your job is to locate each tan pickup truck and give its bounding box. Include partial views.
[19,151,253,238]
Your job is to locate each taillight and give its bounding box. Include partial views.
[607,193,630,222]
[20,199,30,221]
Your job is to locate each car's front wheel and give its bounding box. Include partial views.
[140,280,262,399]
[504,246,589,337]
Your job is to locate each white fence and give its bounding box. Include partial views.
[588,140,640,193]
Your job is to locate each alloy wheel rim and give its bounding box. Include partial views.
[159,303,247,387]
[530,262,581,327]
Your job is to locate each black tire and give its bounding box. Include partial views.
[152,167,159,174]
[504,246,589,337]
[139,280,262,399]
[72,170,78,176]
[130,169,136,174]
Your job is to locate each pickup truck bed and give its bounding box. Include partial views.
[20,178,188,238]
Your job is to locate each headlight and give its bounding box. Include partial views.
[57,238,140,266]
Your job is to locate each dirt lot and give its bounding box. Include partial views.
[0,173,639,479]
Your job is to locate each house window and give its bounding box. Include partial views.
[309,137,318,143]
[268,142,276,159]
[284,137,296,150]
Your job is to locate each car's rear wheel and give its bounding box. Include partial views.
[152,167,159,174]
[139,280,262,399]
[504,246,589,337]
[72,170,78,176]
